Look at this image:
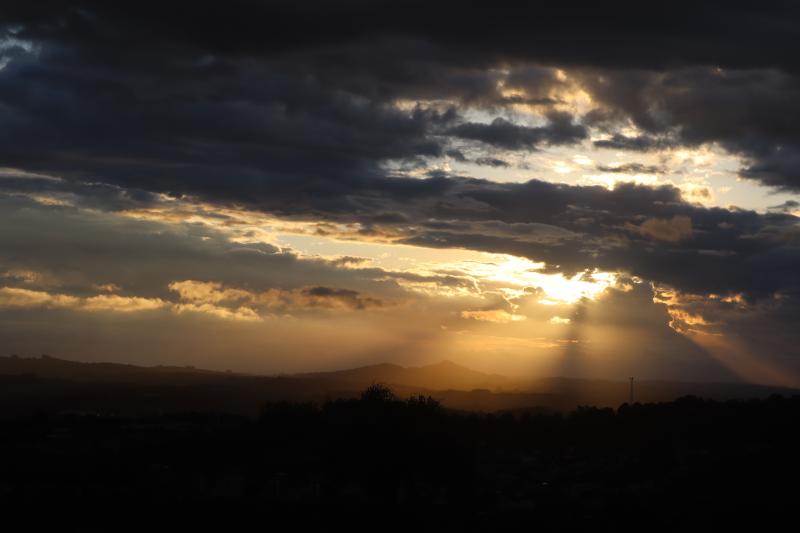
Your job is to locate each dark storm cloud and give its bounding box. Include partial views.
[740,149,800,189]
[301,286,383,310]
[5,0,800,192]
[445,150,468,162]
[580,68,800,189]
[5,1,800,70]
[595,163,667,174]
[769,200,800,213]
[448,113,587,151]
[0,171,162,211]
[327,256,372,268]
[474,157,510,168]
[0,42,454,204]
[1,0,800,303]
[592,134,678,153]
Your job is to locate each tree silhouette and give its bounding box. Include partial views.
[360,383,395,403]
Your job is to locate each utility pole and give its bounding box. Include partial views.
[629,377,634,404]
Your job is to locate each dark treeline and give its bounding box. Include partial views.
[1,385,799,529]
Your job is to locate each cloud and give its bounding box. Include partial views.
[2,2,800,196]
[769,200,800,213]
[4,171,799,303]
[651,285,800,385]
[297,286,383,310]
[595,163,667,174]
[627,215,693,242]
[0,277,383,322]
[6,1,800,71]
[592,134,678,152]
[81,294,168,313]
[168,281,252,305]
[168,280,384,313]
[448,113,586,151]
[461,309,526,323]
[171,302,262,322]
[580,67,800,190]
[4,2,800,192]
[328,256,372,268]
[0,287,80,309]
[474,157,510,168]
[0,287,167,313]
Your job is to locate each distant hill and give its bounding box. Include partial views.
[0,356,514,391]
[300,360,516,391]
[0,355,797,416]
[0,354,225,383]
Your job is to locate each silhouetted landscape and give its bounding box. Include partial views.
[1,355,799,528]
[1,355,796,416]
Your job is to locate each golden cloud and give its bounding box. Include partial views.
[81,294,167,313]
[0,287,80,308]
[0,287,166,313]
[168,280,384,313]
[172,302,261,322]
[461,309,526,323]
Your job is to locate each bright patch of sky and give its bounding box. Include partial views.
[441,138,798,213]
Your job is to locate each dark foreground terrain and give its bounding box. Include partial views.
[1,383,799,530]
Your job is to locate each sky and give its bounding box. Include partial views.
[1,1,800,385]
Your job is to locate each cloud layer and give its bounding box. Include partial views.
[1,1,800,382]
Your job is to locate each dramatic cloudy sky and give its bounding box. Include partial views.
[2,1,800,384]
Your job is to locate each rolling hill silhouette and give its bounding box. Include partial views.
[300,360,515,391]
[0,355,797,416]
[0,354,221,382]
